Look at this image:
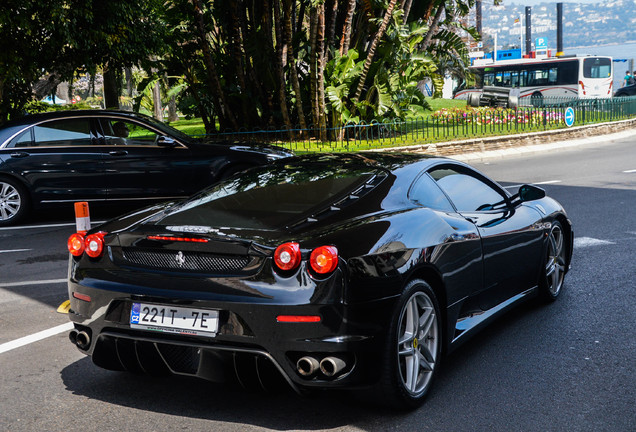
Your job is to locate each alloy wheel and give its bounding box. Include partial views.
[0,181,21,222]
[397,291,439,396]
[545,224,566,296]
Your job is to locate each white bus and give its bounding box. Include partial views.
[454,55,613,105]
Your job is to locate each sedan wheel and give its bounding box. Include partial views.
[378,279,441,409]
[540,221,566,300]
[0,179,28,226]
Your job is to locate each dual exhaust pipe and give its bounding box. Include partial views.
[297,355,347,378]
[69,329,91,350]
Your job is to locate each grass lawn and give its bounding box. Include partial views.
[168,98,469,138]
[164,97,634,153]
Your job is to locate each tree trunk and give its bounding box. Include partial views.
[339,0,356,56]
[229,1,251,124]
[103,64,120,109]
[0,78,6,123]
[317,3,327,139]
[259,0,277,126]
[125,68,134,97]
[353,0,399,103]
[192,0,238,131]
[32,73,62,101]
[168,96,178,122]
[184,69,215,134]
[422,3,445,50]
[152,81,163,121]
[273,0,293,133]
[326,0,338,55]
[283,0,308,132]
[309,8,319,129]
[403,0,415,22]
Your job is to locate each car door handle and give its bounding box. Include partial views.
[108,150,128,156]
[10,152,29,158]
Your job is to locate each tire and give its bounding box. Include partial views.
[467,92,481,107]
[531,92,544,108]
[377,279,442,409]
[0,177,29,226]
[539,221,567,302]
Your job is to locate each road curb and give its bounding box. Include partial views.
[374,117,636,161]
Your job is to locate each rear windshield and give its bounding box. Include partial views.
[159,164,380,230]
[583,57,611,79]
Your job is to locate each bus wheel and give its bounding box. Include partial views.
[531,92,543,108]
[467,92,481,107]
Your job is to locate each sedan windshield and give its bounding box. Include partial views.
[158,164,380,230]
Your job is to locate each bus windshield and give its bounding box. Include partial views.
[583,57,612,79]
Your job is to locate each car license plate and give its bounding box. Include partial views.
[130,302,218,337]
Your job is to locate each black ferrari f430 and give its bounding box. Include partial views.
[66,153,573,408]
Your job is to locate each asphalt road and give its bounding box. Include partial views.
[1,135,634,431]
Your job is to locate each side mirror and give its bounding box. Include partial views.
[157,136,177,147]
[518,184,546,202]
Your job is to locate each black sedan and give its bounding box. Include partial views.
[0,110,292,225]
[66,153,573,408]
[614,83,636,97]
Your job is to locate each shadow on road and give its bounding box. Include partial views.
[58,300,546,430]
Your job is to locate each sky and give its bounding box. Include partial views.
[507,0,601,4]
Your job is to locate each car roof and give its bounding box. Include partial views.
[0,110,197,146]
[0,110,150,129]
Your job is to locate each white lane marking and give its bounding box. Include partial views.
[0,278,67,288]
[0,221,106,231]
[0,249,31,254]
[504,180,562,189]
[0,322,74,354]
[574,237,616,248]
[623,169,636,173]
[535,180,562,185]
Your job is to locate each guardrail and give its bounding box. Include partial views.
[198,96,636,153]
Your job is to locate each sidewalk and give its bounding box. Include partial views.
[453,123,636,162]
[379,117,636,161]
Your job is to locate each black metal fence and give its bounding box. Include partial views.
[197,96,636,153]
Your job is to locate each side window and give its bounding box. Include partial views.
[510,71,520,87]
[548,67,558,85]
[429,167,507,212]
[102,119,158,146]
[32,119,92,146]
[7,129,33,148]
[409,173,454,212]
[559,61,578,85]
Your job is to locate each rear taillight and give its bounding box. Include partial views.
[67,233,85,257]
[84,232,106,258]
[274,242,301,271]
[579,80,586,96]
[310,246,339,274]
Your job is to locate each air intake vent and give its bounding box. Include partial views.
[121,248,250,273]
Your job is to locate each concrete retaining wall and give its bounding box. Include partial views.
[378,117,636,157]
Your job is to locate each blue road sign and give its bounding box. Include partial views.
[564,107,575,127]
[536,37,548,50]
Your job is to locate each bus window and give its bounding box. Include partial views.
[495,71,504,86]
[548,68,558,85]
[502,71,512,86]
[559,61,578,84]
[584,57,611,78]
[529,68,549,86]
[510,71,520,87]
[483,72,495,86]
